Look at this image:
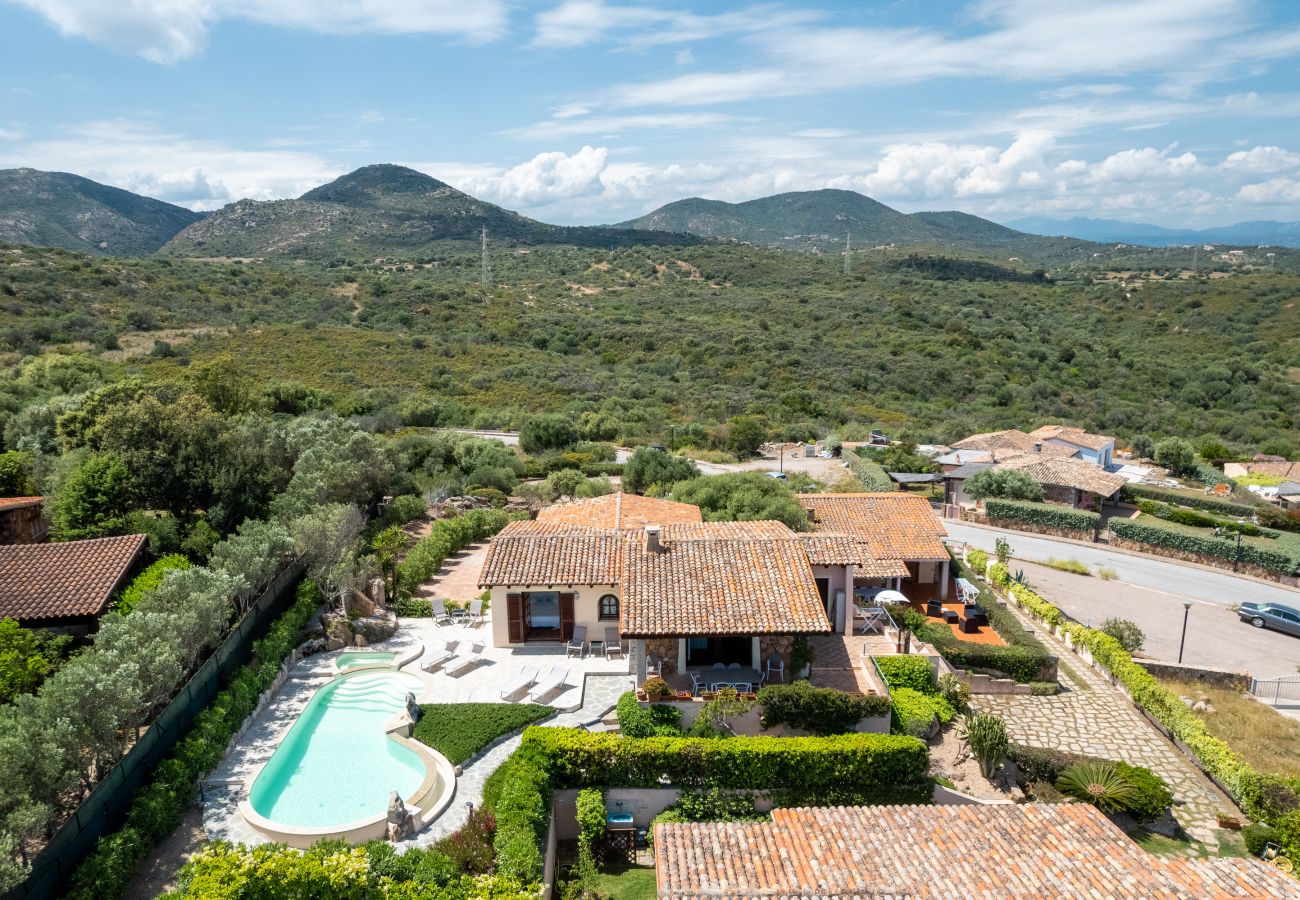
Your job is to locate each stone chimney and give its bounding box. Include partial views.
[1033,442,1042,453]
[645,525,664,553]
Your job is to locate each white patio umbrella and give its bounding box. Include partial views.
[869,589,909,606]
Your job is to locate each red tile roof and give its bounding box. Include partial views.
[536,492,703,530]
[1027,424,1116,452]
[996,453,1128,496]
[621,522,830,637]
[0,496,43,512]
[0,534,147,622]
[655,803,1300,899]
[797,534,909,577]
[478,521,626,587]
[797,493,950,561]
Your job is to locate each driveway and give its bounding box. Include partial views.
[1012,561,1300,681]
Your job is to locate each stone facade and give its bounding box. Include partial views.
[0,503,48,545]
[759,635,794,674]
[646,638,679,675]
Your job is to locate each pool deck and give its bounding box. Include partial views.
[202,614,632,847]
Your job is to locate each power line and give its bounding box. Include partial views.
[844,231,852,275]
[480,227,492,287]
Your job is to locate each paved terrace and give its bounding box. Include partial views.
[202,616,632,847]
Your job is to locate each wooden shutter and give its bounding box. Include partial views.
[506,593,524,644]
[559,593,576,641]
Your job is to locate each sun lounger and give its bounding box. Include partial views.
[603,626,624,660]
[421,640,454,672]
[527,665,570,701]
[500,664,539,700]
[443,642,485,676]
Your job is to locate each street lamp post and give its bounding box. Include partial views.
[1233,521,1244,573]
[1177,599,1193,664]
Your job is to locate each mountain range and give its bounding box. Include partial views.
[1007,215,1300,248]
[0,168,203,255]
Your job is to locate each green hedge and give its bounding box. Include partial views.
[966,548,989,572]
[1109,517,1298,574]
[889,687,954,737]
[756,681,890,735]
[519,727,932,806]
[413,704,554,765]
[984,498,1099,535]
[845,450,893,492]
[67,579,320,900]
[115,553,192,615]
[988,563,1300,861]
[1120,483,1257,517]
[1136,499,1268,536]
[396,508,524,596]
[874,655,936,693]
[615,692,684,737]
[482,747,552,884]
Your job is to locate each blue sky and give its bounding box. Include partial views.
[1,0,1299,227]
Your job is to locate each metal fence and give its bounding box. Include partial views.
[1250,675,1300,708]
[3,562,305,900]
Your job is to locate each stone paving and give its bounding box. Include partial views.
[974,605,1234,846]
[416,543,488,604]
[202,612,632,848]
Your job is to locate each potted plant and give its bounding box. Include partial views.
[643,677,672,702]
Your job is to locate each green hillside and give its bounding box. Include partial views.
[162,164,697,258]
[0,168,202,255]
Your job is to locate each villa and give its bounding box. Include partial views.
[948,425,1117,469]
[0,496,49,545]
[653,803,1297,898]
[0,533,147,631]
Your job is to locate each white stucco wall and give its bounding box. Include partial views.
[489,583,620,647]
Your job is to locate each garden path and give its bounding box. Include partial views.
[974,605,1234,847]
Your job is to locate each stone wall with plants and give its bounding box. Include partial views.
[983,498,1100,538]
[1119,484,1257,518]
[1108,517,1298,576]
[988,562,1300,868]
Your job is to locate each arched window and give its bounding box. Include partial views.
[598,594,619,620]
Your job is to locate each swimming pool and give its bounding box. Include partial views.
[241,667,454,845]
[335,650,397,671]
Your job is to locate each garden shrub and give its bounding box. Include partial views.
[413,703,554,765]
[1245,823,1280,856]
[961,713,1008,779]
[1120,483,1257,517]
[874,655,936,693]
[889,687,953,737]
[482,749,551,884]
[646,789,763,849]
[757,681,890,735]
[1057,762,1137,814]
[966,548,988,572]
[0,618,71,704]
[519,726,932,805]
[1109,517,1298,574]
[984,498,1099,535]
[1099,618,1145,653]
[1136,499,1265,535]
[394,596,433,617]
[615,692,684,737]
[1008,748,1171,821]
[115,553,191,615]
[396,508,524,596]
[384,493,427,528]
[844,450,892,492]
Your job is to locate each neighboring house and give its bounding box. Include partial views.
[797,493,953,615]
[0,533,148,631]
[535,491,702,530]
[0,496,49,545]
[950,429,1072,458]
[994,453,1127,510]
[941,461,993,508]
[653,803,1297,899]
[1027,424,1117,468]
[1229,460,1300,482]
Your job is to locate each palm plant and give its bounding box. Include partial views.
[959,713,1008,780]
[1056,762,1137,813]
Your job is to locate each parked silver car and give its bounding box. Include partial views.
[1238,602,1300,637]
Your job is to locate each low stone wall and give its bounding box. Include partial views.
[1134,659,1250,692]
[964,507,1096,541]
[1108,535,1284,582]
[958,671,1031,695]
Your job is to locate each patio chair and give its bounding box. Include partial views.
[500,665,539,700]
[763,655,785,685]
[464,598,484,627]
[603,626,624,660]
[647,654,661,678]
[444,642,486,676]
[421,640,455,672]
[925,599,944,618]
[430,599,454,626]
[527,665,570,702]
[689,672,703,696]
[566,625,588,658]
[727,662,743,670]
[712,663,726,671]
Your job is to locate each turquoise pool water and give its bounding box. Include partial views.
[249,669,426,828]
[336,651,397,670]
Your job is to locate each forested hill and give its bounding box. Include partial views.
[617,189,1098,260]
[0,168,202,256]
[162,164,696,258]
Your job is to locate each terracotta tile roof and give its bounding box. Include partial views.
[620,522,831,637]
[952,429,1078,458]
[1028,424,1116,452]
[0,534,147,622]
[535,492,703,530]
[996,453,1128,496]
[478,520,625,587]
[655,803,1300,899]
[797,535,909,577]
[797,493,949,561]
[0,496,43,512]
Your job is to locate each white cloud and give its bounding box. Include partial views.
[503,111,739,141]
[3,0,508,63]
[531,1,819,49]
[0,118,341,208]
[0,128,22,141]
[1238,178,1300,204]
[438,146,611,209]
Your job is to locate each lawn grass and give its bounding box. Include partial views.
[1131,826,1247,859]
[413,703,553,764]
[591,866,657,900]
[1156,678,1300,781]
[1043,557,1091,576]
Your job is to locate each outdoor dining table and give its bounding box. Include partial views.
[699,666,763,692]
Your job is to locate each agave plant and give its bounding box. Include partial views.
[959,713,1008,780]
[1056,762,1137,813]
